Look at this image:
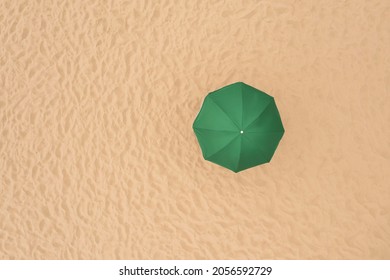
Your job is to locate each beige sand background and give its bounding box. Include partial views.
[1,0,390,259]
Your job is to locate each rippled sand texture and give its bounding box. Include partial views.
[1,0,390,259]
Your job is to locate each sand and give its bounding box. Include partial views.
[0,0,389,259]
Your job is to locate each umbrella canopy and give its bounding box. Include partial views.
[193,82,285,172]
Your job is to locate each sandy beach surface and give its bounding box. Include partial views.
[1,0,389,259]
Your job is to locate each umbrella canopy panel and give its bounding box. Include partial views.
[193,82,284,172]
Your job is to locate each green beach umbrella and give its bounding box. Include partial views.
[193,82,285,172]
